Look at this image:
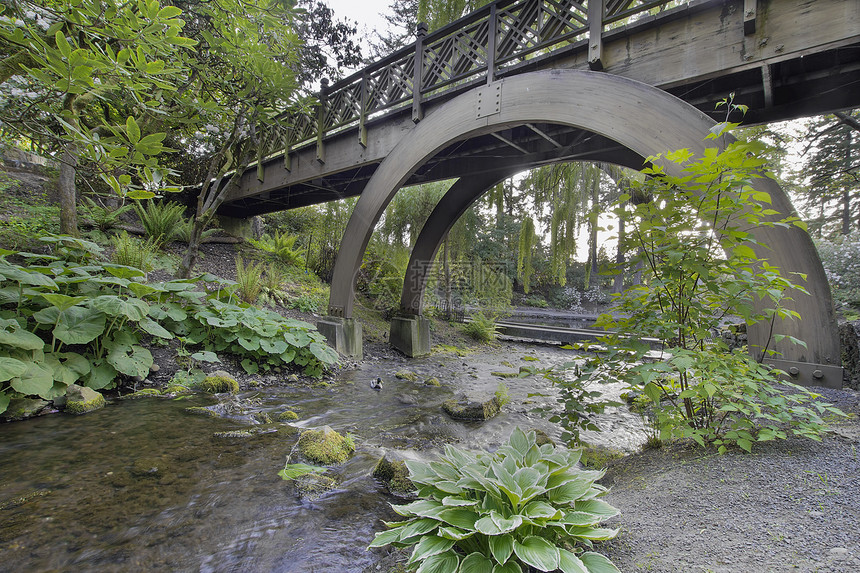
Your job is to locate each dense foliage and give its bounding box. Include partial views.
[369,428,620,573]
[0,235,338,414]
[564,124,846,452]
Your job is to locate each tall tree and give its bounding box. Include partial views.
[0,0,193,233]
[796,111,860,236]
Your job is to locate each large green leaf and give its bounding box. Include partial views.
[0,391,9,414]
[41,293,87,311]
[278,463,326,480]
[488,533,514,564]
[260,338,288,355]
[460,552,494,573]
[309,341,338,364]
[566,526,619,541]
[436,508,479,530]
[106,342,152,378]
[492,562,522,573]
[103,264,146,279]
[44,352,90,385]
[368,527,403,549]
[522,501,560,521]
[138,317,173,339]
[86,362,117,390]
[11,362,54,398]
[415,551,459,573]
[91,295,148,321]
[558,549,588,573]
[579,552,621,573]
[512,536,559,572]
[0,356,27,382]
[399,518,440,541]
[0,328,45,350]
[573,500,619,519]
[408,535,455,565]
[54,306,106,344]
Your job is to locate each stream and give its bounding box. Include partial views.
[0,341,646,572]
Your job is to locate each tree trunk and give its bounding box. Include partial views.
[59,144,78,236]
[613,214,625,293]
[841,190,851,236]
[443,235,452,318]
[176,218,205,279]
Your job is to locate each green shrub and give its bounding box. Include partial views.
[250,231,303,265]
[174,217,221,244]
[369,428,620,573]
[80,196,133,231]
[235,257,264,304]
[573,116,846,453]
[110,231,158,271]
[463,312,498,342]
[522,294,549,308]
[133,200,185,248]
[0,235,339,414]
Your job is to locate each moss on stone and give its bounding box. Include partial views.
[65,385,106,415]
[184,406,220,418]
[297,426,355,465]
[164,384,193,395]
[395,370,419,382]
[277,410,299,422]
[442,396,502,421]
[581,445,625,469]
[253,411,274,424]
[424,377,441,387]
[200,371,240,394]
[532,428,555,447]
[213,429,258,439]
[372,457,415,494]
[294,473,338,500]
[132,388,162,398]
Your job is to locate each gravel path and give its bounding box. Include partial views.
[599,388,860,573]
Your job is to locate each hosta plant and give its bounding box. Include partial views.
[369,428,620,573]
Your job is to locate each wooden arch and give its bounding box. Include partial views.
[325,69,839,371]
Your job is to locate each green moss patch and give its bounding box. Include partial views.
[297,426,355,465]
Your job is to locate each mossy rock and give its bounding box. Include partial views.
[213,429,258,439]
[200,370,240,394]
[2,397,49,421]
[297,426,355,465]
[532,428,555,447]
[442,395,502,421]
[164,384,193,396]
[294,473,338,500]
[581,445,626,469]
[184,406,220,418]
[424,377,441,387]
[253,411,274,424]
[394,370,419,382]
[372,457,415,494]
[130,456,168,477]
[490,371,518,378]
[277,410,299,422]
[125,388,162,399]
[65,384,106,415]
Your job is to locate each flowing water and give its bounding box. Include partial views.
[0,342,646,572]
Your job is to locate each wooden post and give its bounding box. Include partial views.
[283,122,292,172]
[412,22,428,124]
[487,3,497,85]
[588,0,604,71]
[358,73,368,147]
[316,77,328,164]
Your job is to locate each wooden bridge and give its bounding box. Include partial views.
[219,0,859,387]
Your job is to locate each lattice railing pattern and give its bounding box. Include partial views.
[496,0,587,66]
[257,0,693,164]
[422,18,490,90]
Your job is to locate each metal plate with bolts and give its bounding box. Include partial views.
[476,82,502,119]
[764,358,844,389]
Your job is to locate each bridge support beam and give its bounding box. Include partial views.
[390,314,431,357]
[317,316,362,359]
[327,69,841,383]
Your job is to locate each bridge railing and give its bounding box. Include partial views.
[260,0,693,175]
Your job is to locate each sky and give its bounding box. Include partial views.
[326,0,392,53]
